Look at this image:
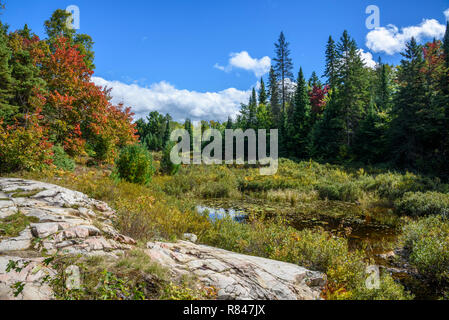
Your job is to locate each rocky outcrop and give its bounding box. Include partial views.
[0,178,326,300]
[146,241,325,300]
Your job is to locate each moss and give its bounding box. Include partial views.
[10,189,44,198]
[0,212,40,238]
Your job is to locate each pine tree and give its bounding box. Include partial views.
[248,88,258,129]
[268,66,281,128]
[324,36,337,88]
[9,27,46,121]
[0,21,16,121]
[259,77,267,105]
[308,71,321,88]
[273,32,293,114]
[286,68,311,159]
[443,22,449,68]
[389,38,428,169]
[335,30,370,149]
[374,59,392,111]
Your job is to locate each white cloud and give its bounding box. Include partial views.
[92,77,250,122]
[358,49,377,69]
[366,18,446,55]
[445,8,449,21]
[215,51,271,77]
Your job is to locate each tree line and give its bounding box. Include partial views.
[137,28,449,178]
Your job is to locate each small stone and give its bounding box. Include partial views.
[31,223,60,238]
[183,233,198,243]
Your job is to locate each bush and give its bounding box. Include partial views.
[52,145,75,172]
[0,122,54,173]
[316,181,363,202]
[395,192,449,217]
[401,216,449,283]
[115,144,155,185]
[160,142,180,176]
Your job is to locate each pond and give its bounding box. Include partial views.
[195,199,438,300]
[196,205,247,223]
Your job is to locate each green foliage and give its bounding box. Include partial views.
[44,9,95,69]
[52,145,75,172]
[395,192,449,217]
[316,181,363,202]
[0,21,16,121]
[0,121,54,173]
[115,144,155,185]
[160,141,180,175]
[137,111,172,152]
[402,216,449,283]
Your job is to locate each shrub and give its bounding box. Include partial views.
[401,216,449,283]
[160,142,180,176]
[52,145,75,172]
[115,144,155,185]
[395,192,449,217]
[0,122,54,173]
[316,181,363,202]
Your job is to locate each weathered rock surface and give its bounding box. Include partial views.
[0,178,326,300]
[146,241,326,300]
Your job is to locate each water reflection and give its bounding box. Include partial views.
[196,206,247,223]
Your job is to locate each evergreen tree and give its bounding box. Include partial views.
[324,36,337,88]
[0,21,15,121]
[184,118,193,151]
[335,30,370,149]
[226,116,234,129]
[308,71,321,88]
[353,101,389,164]
[268,66,281,127]
[389,38,428,169]
[273,32,293,114]
[258,77,267,105]
[9,27,46,122]
[374,59,393,111]
[286,68,311,159]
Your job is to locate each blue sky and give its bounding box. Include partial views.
[2,0,449,121]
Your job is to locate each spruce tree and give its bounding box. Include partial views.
[389,38,428,169]
[268,66,281,128]
[259,77,267,106]
[287,68,311,159]
[0,21,15,121]
[273,32,293,114]
[308,71,321,88]
[324,36,337,88]
[335,30,370,149]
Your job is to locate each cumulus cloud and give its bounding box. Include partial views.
[366,18,446,55]
[358,49,377,69]
[214,51,271,77]
[92,77,250,122]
